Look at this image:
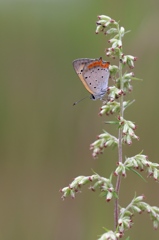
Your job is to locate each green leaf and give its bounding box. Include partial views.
[125,30,131,35]
[112,143,118,150]
[91,169,99,175]
[113,191,119,199]
[131,77,143,81]
[105,121,119,124]
[127,167,147,182]
[100,192,107,198]
[109,173,113,182]
[124,99,135,111]
[102,227,110,232]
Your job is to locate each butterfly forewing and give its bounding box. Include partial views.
[73,59,96,94]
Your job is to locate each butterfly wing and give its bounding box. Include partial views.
[73,58,96,95]
[83,58,110,99]
[73,57,110,99]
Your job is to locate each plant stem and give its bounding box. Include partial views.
[114,27,124,231]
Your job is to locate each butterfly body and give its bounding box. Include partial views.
[73,57,110,100]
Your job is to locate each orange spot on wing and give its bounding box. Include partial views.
[101,62,110,68]
[87,60,110,69]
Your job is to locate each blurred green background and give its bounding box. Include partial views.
[0,0,159,239]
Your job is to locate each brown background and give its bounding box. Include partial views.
[0,0,159,239]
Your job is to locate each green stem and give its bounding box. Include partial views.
[114,25,124,232]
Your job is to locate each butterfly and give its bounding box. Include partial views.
[73,57,110,100]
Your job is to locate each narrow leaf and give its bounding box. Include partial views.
[105,121,119,124]
[129,168,147,182]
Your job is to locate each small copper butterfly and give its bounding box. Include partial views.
[73,57,110,100]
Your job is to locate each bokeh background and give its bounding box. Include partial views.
[0,0,159,239]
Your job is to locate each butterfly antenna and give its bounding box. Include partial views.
[73,96,90,106]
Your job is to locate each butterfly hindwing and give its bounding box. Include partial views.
[73,57,110,99]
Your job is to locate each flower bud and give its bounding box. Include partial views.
[112,41,118,49]
[122,167,126,177]
[128,128,134,136]
[126,135,132,145]
[98,15,111,21]
[127,59,134,69]
[132,159,139,168]
[109,65,119,75]
[106,52,111,57]
[134,195,145,202]
[70,190,75,199]
[90,139,100,146]
[106,28,118,34]
[118,218,123,226]
[153,168,159,180]
[105,21,112,27]
[95,25,104,34]
[114,166,122,176]
[153,220,158,230]
[123,123,129,134]
[128,121,136,129]
[124,72,135,78]
[96,20,107,25]
[106,191,113,201]
[117,40,122,48]
[127,55,137,61]
[92,152,97,158]
[132,206,142,213]
[120,26,125,37]
[108,38,118,44]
